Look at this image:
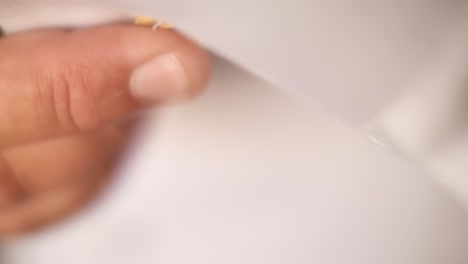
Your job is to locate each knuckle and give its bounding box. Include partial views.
[38,59,103,132]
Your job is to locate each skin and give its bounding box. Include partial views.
[0,24,211,236]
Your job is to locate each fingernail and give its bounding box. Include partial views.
[130,54,189,103]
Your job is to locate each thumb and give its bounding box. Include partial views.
[0,25,210,148]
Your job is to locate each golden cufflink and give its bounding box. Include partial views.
[134,16,172,30]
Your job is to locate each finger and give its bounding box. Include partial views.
[0,157,25,208]
[0,25,211,148]
[3,120,136,195]
[0,122,135,231]
[0,175,104,236]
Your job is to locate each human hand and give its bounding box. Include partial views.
[0,24,210,236]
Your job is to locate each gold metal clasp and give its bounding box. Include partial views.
[134,16,171,30]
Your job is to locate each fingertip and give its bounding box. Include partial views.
[85,25,212,101]
[172,40,212,100]
[62,24,211,106]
